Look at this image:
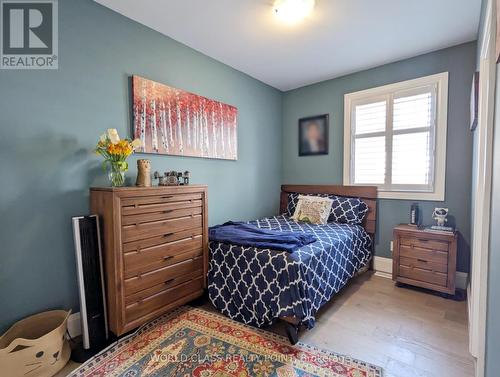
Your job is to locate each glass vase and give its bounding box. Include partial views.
[108,164,126,187]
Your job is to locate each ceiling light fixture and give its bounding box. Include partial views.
[273,0,315,24]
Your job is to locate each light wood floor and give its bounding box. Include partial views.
[57,273,474,377]
[289,273,474,377]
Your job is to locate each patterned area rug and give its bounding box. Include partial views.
[69,307,382,377]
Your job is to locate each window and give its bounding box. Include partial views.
[343,72,448,200]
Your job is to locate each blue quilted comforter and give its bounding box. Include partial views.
[208,215,372,329]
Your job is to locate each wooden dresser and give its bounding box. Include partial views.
[392,224,457,295]
[90,185,208,336]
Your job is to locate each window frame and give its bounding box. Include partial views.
[343,72,449,201]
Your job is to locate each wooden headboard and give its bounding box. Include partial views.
[280,185,378,236]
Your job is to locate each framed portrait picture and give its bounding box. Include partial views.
[299,114,329,156]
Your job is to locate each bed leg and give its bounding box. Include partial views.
[285,322,300,345]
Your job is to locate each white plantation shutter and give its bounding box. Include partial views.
[393,91,433,131]
[391,85,436,189]
[354,101,386,134]
[354,136,385,184]
[345,74,446,199]
[353,100,386,184]
[392,132,431,185]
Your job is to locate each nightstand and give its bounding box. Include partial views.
[392,224,458,295]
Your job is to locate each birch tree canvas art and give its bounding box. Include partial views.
[132,76,238,160]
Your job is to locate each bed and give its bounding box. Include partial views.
[207,185,377,343]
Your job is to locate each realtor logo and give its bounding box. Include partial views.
[1,0,58,69]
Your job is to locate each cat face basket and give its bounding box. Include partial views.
[0,310,71,377]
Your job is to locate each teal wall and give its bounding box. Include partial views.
[282,42,477,272]
[0,0,282,332]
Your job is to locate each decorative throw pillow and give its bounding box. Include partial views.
[357,201,370,223]
[285,192,301,217]
[328,196,369,224]
[292,195,333,224]
[285,192,369,224]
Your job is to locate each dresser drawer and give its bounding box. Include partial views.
[399,265,447,287]
[400,256,447,273]
[124,256,203,296]
[122,227,203,253]
[124,270,203,306]
[124,235,203,276]
[399,245,448,265]
[400,237,448,252]
[122,206,202,226]
[122,215,202,242]
[125,277,204,323]
[121,194,202,216]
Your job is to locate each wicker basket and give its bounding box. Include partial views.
[0,310,71,377]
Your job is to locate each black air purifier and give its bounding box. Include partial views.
[71,215,109,361]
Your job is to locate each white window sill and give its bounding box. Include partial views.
[377,190,445,201]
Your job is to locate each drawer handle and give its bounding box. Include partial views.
[164,278,175,285]
[164,232,174,238]
[163,210,174,214]
[417,239,429,242]
[417,259,427,263]
[161,196,174,199]
[163,255,174,261]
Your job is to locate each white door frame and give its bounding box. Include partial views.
[469,0,496,375]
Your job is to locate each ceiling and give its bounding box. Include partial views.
[95,0,482,91]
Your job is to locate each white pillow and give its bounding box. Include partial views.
[292,195,333,225]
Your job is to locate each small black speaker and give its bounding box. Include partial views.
[72,215,109,361]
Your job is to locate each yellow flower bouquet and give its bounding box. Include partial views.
[95,129,142,187]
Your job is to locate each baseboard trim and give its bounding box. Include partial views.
[373,256,468,290]
[373,256,392,278]
[373,271,392,279]
[456,271,468,291]
[67,312,82,338]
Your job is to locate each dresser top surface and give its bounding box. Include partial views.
[91,184,207,192]
[394,224,457,239]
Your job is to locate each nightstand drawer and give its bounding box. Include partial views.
[400,256,447,273]
[399,265,447,286]
[399,245,448,264]
[400,237,449,252]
